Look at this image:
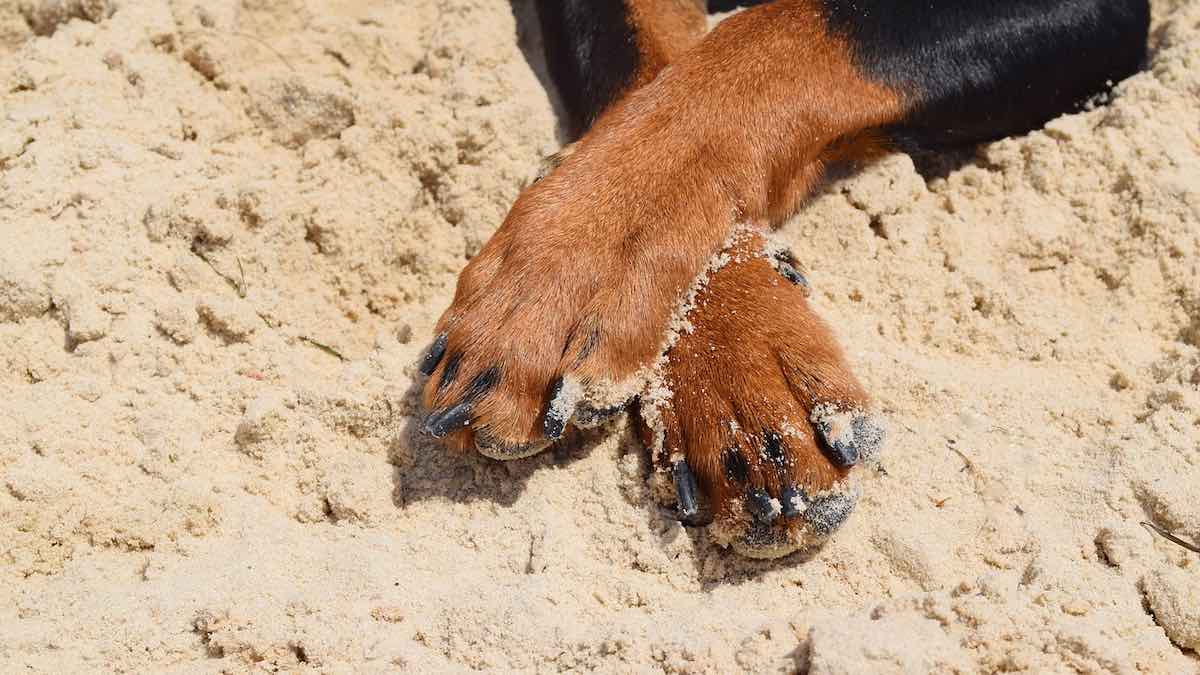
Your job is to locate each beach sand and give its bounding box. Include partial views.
[1,0,1198,671]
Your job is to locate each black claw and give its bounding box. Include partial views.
[773,251,811,294]
[671,459,700,523]
[804,490,859,536]
[817,420,860,467]
[780,484,807,518]
[543,378,567,440]
[746,489,779,524]
[778,263,809,290]
[828,438,860,467]
[424,368,498,439]
[438,352,463,391]
[419,333,448,376]
[421,401,473,438]
[543,412,566,440]
[722,448,750,484]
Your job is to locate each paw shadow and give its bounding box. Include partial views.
[509,0,571,147]
[391,367,832,584]
[907,145,983,182]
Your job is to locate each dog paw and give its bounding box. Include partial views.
[640,231,884,558]
[418,117,739,459]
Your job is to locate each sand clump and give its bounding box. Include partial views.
[1,0,1199,672]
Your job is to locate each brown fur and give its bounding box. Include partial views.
[626,0,708,86]
[422,1,902,457]
[643,232,868,536]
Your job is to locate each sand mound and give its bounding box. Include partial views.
[2,0,1198,671]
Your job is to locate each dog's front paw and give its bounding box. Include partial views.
[641,232,884,558]
[419,116,739,459]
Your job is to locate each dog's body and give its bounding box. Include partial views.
[419,0,1151,557]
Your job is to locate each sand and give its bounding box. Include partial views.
[1,0,1198,672]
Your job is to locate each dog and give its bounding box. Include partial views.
[417,0,1150,558]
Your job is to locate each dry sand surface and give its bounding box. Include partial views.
[1,0,1199,672]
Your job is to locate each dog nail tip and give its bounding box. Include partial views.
[780,484,807,518]
[422,401,473,438]
[419,333,448,376]
[830,439,860,467]
[543,377,568,439]
[818,421,861,467]
[419,419,440,438]
[747,489,780,525]
[672,459,700,519]
[543,414,565,441]
[772,251,811,294]
[782,265,809,290]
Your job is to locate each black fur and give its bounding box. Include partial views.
[534,0,1150,149]
[534,0,640,138]
[821,0,1151,148]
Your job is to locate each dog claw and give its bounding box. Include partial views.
[543,378,567,440]
[780,484,807,518]
[778,262,809,292]
[817,419,860,467]
[826,436,860,467]
[735,488,856,558]
[772,251,811,295]
[543,415,566,440]
[421,401,473,438]
[672,459,700,522]
[747,489,780,524]
[423,369,497,438]
[817,411,885,468]
[419,333,448,376]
